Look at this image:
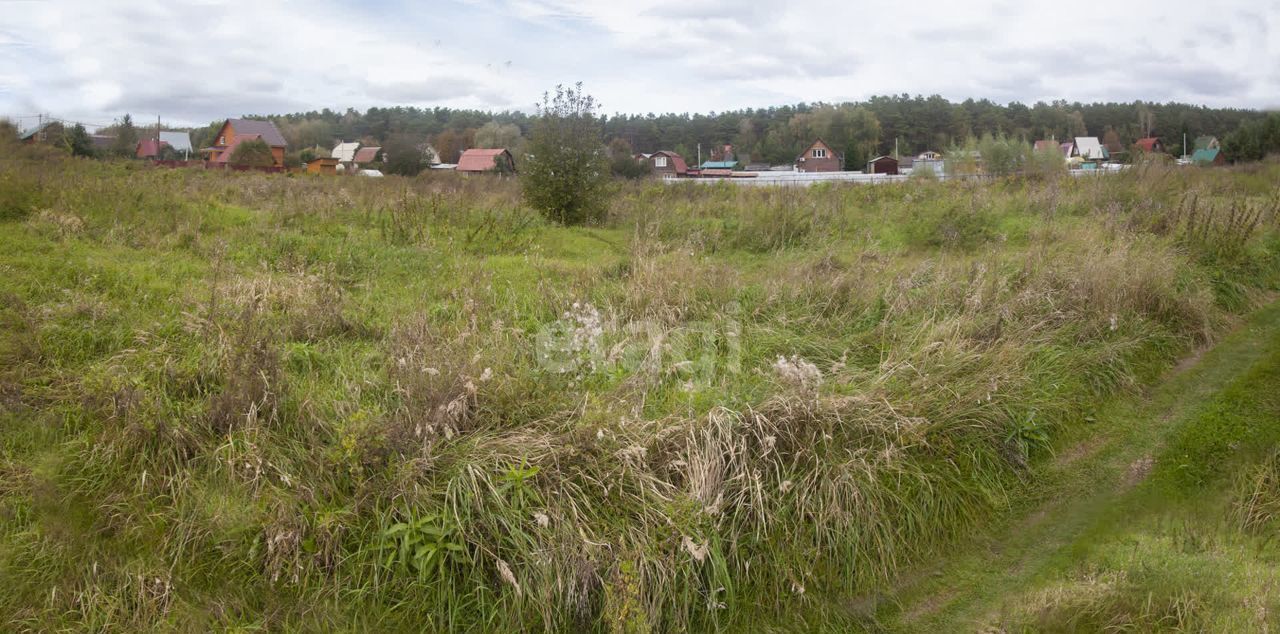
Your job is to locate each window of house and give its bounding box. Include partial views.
[812,148,827,158]
[654,156,668,167]
[219,135,225,145]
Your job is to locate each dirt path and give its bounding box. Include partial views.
[877,300,1280,631]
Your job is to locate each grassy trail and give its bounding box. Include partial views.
[879,298,1280,631]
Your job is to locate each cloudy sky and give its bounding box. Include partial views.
[2,0,1277,130]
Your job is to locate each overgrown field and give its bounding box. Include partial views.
[1,152,1278,631]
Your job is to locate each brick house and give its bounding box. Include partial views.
[203,118,288,167]
[795,139,841,172]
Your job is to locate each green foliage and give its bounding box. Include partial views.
[0,155,1277,630]
[228,138,275,167]
[608,137,652,179]
[382,133,424,176]
[63,123,95,158]
[110,113,138,157]
[474,121,523,155]
[522,83,611,224]
[1225,112,1280,162]
[379,513,468,580]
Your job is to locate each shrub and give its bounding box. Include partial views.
[229,138,275,167]
[522,83,611,224]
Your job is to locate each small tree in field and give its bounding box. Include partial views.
[523,83,610,225]
[229,138,275,167]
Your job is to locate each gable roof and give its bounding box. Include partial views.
[136,138,164,157]
[1074,137,1107,160]
[699,160,738,169]
[332,141,360,162]
[1194,136,1219,151]
[1134,137,1161,152]
[227,118,287,147]
[353,146,381,163]
[649,150,688,174]
[1191,148,1220,164]
[19,121,54,140]
[457,148,511,172]
[797,138,836,161]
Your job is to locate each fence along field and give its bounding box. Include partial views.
[1,145,1278,630]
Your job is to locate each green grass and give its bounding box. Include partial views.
[1,147,1279,631]
[881,301,1280,632]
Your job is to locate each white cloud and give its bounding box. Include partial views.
[0,0,1276,130]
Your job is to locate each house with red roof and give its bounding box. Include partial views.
[353,146,382,167]
[1133,137,1164,153]
[456,148,515,173]
[202,118,288,167]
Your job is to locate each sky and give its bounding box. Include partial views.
[1,0,1278,131]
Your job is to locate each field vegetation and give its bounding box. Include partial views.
[1,143,1278,630]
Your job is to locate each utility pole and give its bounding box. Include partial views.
[697,142,701,168]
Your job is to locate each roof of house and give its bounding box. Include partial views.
[456,148,511,172]
[89,135,115,151]
[650,150,688,174]
[699,168,734,177]
[1194,136,1219,151]
[1134,137,1161,152]
[867,155,898,163]
[332,141,360,162]
[353,146,381,163]
[796,138,836,161]
[210,134,263,163]
[898,156,915,168]
[136,138,164,157]
[699,160,738,169]
[159,131,192,152]
[1191,148,1221,164]
[227,118,286,147]
[1074,137,1107,160]
[18,121,55,140]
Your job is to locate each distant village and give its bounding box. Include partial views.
[17,115,1227,184]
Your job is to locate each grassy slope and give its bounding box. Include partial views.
[1,158,1278,630]
[883,299,1280,631]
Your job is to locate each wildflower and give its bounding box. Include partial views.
[496,558,522,596]
[533,512,550,528]
[772,355,823,389]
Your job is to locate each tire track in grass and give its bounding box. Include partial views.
[880,300,1280,631]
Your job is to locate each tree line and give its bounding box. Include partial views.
[176,96,1267,170]
[18,96,1278,171]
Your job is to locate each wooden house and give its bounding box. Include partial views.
[647,150,688,177]
[866,155,899,175]
[306,157,339,175]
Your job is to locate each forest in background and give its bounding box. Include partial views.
[160,96,1266,168]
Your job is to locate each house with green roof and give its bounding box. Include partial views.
[1191,147,1224,166]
